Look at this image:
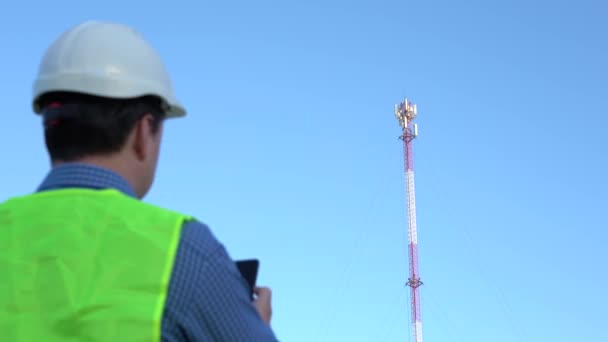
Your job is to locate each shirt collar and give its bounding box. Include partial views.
[37,162,137,198]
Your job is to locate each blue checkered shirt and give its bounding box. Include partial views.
[34,163,278,341]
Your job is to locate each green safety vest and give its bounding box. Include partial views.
[0,188,191,341]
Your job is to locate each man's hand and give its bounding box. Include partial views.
[253,286,272,324]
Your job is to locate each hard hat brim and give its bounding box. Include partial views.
[32,72,187,118]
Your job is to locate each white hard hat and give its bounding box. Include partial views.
[32,21,186,118]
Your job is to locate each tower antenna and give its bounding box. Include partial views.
[394,98,423,342]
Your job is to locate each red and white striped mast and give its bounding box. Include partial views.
[394,98,423,342]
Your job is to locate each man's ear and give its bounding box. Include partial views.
[132,114,156,162]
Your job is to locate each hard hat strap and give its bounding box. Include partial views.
[42,102,81,128]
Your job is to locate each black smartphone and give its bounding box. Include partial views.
[235,259,259,300]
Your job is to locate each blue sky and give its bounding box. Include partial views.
[1,0,607,341]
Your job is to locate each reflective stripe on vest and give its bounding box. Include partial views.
[0,188,190,341]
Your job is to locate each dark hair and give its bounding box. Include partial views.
[38,92,166,162]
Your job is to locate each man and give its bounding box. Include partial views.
[0,21,277,341]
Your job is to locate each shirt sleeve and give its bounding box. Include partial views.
[161,220,278,342]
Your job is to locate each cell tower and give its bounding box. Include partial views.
[394,98,423,342]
